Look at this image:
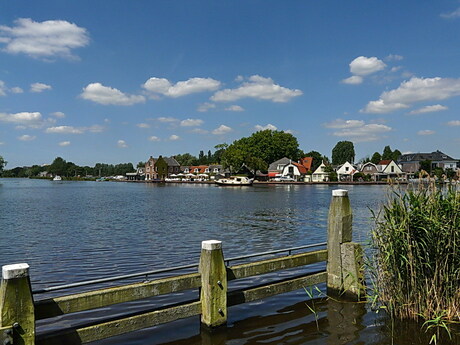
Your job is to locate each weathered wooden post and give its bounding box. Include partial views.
[327,189,364,300]
[0,263,35,345]
[199,240,227,329]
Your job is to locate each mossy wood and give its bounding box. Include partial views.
[35,301,201,345]
[227,249,327,280]
[35,272,200,320]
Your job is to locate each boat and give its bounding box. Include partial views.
[215,176,253,186]
[52,175,62,181]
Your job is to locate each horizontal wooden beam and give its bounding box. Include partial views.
[228,271,327,306]
[227,249,327,281]
[36,301,201,345]
[35,272,201,320]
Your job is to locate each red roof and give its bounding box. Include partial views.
[378,160,392,165]
[292,162,308,174]
[299,157,313,171]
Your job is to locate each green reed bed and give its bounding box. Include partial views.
[371,185,460,323]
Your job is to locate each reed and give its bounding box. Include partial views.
[370,185,460,323]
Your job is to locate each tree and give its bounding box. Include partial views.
[419,160,432,174]
[245,155,268,177]
[0,156,6,175]
[392,149,402,161]
[382,145,393,160]
[48,157,67,176]
[174,153,197,166]
[371,152,382,164]
[137,161,145,168]
[331,141,355,165]
[304,150,326,172]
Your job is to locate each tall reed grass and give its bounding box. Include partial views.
[371,185,460,322]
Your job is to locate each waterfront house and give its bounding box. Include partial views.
[376,160,406,181]
[311,161,330,182]
[280,157,313,181]
[126,167,145,181]
[336,161,359,181]
[398,150,459,174]
[360,162,379,181]
[144,156,157,180]
[268,157,291,179]
[155,156,181,180]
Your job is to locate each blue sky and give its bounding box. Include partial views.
[1,1,460,167]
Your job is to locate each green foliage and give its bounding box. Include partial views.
[137,161,145,168]
[371,152,382,164]
[382,145,393,160]
[419,160,432,173]
[371,186,460,324]
[48,157,67,176]
[222,130,301,171]
[174,153,198,166]
[0,155,7,175]
[324,165,337,181]
[331,141,355,165]
[305,150,327,172]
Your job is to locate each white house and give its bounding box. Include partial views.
[336,161,359,181]
[377,160,406,180]
[311,162,330,182]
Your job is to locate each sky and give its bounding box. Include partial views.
[1,1,460,168]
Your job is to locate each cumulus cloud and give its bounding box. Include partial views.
[0,18,89,60]
[157,117,178,123]
[180,118,203,127]
[191,128,208,134]
[408,104,448,115]
[441,8,460,19]
[418,130,435,136]
[137,123,150,128]
[211,75,302,103]
[341,76,363,85]
[0,111,48,128]
[80,83,145,106]
[197,102,216,112]
[447,120,460,126]
[324,118,391,142]
[0,81,24,95]
[362,77,460,114]
[148,136,160,142]
[18,134,36,141]
[349,56,386,76]
[225,105,244,112]
[117,140,127,148]
[255,123,277,131]
[30,82,52,93]
[86,124,105,133]
[51,111,65,118]
[212,125,232,135]
[169,134,180,141]
[143,77,220,98]
[10,87,23,94]
[45,125,83,134]
[59,141,70,146]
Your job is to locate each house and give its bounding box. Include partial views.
[144,156,157,180]
[398,150,459,174]
[268,157,291,179]
[336,161,359,181]
[126,168,145,181]
[360,162,379,181]
[376,160,406,181]
[280,157,313,181]
[311,161,330,182]
[154,156,181,180]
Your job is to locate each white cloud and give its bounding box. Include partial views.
[10,87,23,94]
[447,120,460,126]
[441,8,460,19]
[225,105,245,112]
[0,111,47,128]
[255,123,277,131]
[408,104,448,115]
[212,125,232,135]
[324,118,392,142]
[86,124,105,133]
[137,123,150,128]
[18,134,36,141]
[80,83,145,106]
[362,77,460,114]
[59,141,70,146]
[211,75,302,103]
[0,18,89,60]
[349,56,386,76]
[180,118,203,127]
[30,82,52,93]
[386,54,404,61]
[197,102,216,112]
[0,81,6,96]
[51,111,65,118]
[148,136,161,142]
[418,130,435,136]
[45,125,83,134]
[169,134,180,141]
[117,139,127,148]
[341,76,363,85]
[143,77,220,98]
[157,116,178,123]
[191,128,208,134]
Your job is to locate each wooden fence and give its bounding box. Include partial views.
[0,189,364,345]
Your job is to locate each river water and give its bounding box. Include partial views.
[0,178,457,344]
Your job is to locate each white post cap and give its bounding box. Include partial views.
[202,240,222,250]
[332,189,348,197]
[2,263,30,280]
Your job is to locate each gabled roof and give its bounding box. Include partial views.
[164,157,180,166]
[268,157,291,171]
[189,165,209,173]
[291,162,307,174]
[299,157,313,171]
[399,150,457,163]
[378,160,392,166]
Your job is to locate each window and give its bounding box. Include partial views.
[345,167,349,172]
[205,168,210,173]
[391,166,395,173]
[214,168,219,173]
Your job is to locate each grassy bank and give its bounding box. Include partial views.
[370,185,459,326]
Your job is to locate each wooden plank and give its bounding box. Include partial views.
[227,249,327,280]
[35,272,201,320]
[228,271,327,306]
[36,301,202,345]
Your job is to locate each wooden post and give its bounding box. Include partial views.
[0,263,35,345]
[199,240,227,329]
[327,189,364,300]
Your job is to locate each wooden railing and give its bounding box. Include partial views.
[0,189,363,345]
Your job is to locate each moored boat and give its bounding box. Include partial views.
[52,175,62,181]
[215,176,253,186]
